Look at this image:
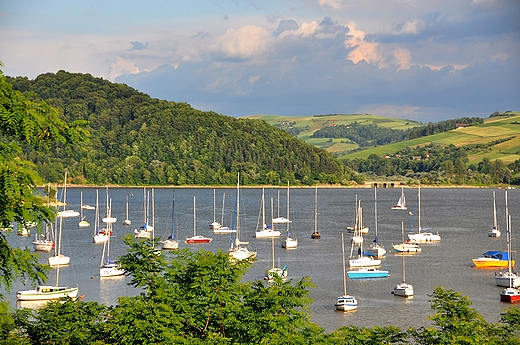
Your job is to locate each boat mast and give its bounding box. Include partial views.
[374,187,378,242]
[505,190,512,282]
[193,196,196,237]
[418,185,421,233]
[401,221,406,284]
[342,233,347,296]
[286,182,290,233]
[493,191,498,229]
[314,187,318,235]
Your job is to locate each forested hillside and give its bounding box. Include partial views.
[6,71,353,186]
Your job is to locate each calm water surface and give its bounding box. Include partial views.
[3,187,519,332]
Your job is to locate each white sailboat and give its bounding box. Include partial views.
[349,199,381,268]
[407,185,441,242]
[391,187,407,210]
[213,191,236,234]
[367,187,386,257]
[78,191,90,228]
[496,190,520,288]
[162,191,179,250]
[48,172,79,267]
[134,188,153,239]
[93,190,109,244]
[499,191,520,303]
[229,173,256,261]
[17,242,78,301]
[393,221,414,297]
[488,191,501,237]
[254,190,282,238]
[123,194,131,226]
[33,184,55,252]
[185,196,212,244]
[347,194,369,234]
[335,233,358,311]
[100,195,124,278]
[311,186,321,239]
[265,235,287,281]
[281,183,297,249]
[209,188,222,231]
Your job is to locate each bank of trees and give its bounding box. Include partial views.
[7,71,353,186]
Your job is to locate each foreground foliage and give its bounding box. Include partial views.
[1,239,520,344]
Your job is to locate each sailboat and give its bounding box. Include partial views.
[265,235,287,281]
[500,199,520,302]
[281,183,297,249]
[488,191,501,237]
[209,189,222,231]
[349,199,381,268]
[134,188,153,239]
[335,233,358,311]
[33,184,55,252]
[93,190,110,244]
[407,185,441,242]
[391,187,407,210]
[48,172,79,267]
[185,196,212,244]
[228,173,256,261]
[17,238,79,301]
[393,221,414,297]
[497,190,520,290]
[311,187,321,239]
[254,190,282,238]
[162,191,179,250]
[123,195,131,226]
[367,187,386,257]
[100,195,124,278]
[78,191,90,227]
[213,192,236,234]
[347,195,369,234]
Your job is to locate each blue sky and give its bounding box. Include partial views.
[1,0,519,122]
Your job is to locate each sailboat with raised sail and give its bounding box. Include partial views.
[100,191,124,278]
[311,187,321,239]
[49,172,79,267]
[281,182,297,249]
[488,191,501,237]
[335,233,358,311]
[78,191,90,227]
[407,185,441,242]
[367,187,386,257]
[185,196,212,244]
[393,221,414,297]
[391,187,407,210]
[134,188,153,239]
[162,191,179,250]
[229,173,256,261]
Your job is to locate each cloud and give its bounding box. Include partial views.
[109,57,140,80]
[210,25,271,59]
[393,48,412,70]
[344,21,384,67]
[273,19,299,37]
[129,41,148,50]
[318,0,343,10]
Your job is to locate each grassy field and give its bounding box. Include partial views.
[245,113,520,165]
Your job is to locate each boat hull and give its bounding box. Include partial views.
[33,240,54,252]
[347,268,388,279]
[185,236,212,244]
[213,227,237,234]
[100,264,125,278]
[349,257,381,267]
[407,232,441,242]
[229,247,257,261]
[281,237,298,249]
[472,259,513,268]
[48,254,70,266]
[161,239,179,250]
[335,295,358,311]
[254,230,281,238]
[393,243,422,253]
[495,270,520,287]
[393,283,414,297]
[16,286,78,301]
[500,287,520,303]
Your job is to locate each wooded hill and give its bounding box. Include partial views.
[6,71,352,186]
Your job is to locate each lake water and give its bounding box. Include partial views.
[2,186,519,332]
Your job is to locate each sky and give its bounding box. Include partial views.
[1,0,519,123]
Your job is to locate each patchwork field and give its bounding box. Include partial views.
[245,113,520,165]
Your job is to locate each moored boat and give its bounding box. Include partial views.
[472,251,513,268]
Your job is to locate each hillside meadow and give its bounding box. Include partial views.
[246,113,520,166]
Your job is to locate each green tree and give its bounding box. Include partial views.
[0,66,88,296]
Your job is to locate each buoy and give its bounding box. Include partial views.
[90,276,95,279]
[80,295,85,300]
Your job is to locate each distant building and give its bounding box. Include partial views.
[455,123,467,129]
